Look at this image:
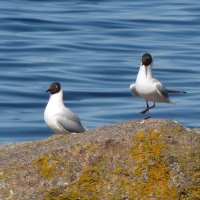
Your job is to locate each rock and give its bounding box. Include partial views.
[0,119,199,200]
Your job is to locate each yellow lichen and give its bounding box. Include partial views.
[34,155,57,179]
[36,153,71,182]
[45,187,82,200]
[84,143,97,153]
[44,130,198,199]
[180,171,200,199]
[45,165,104,200]
[128,131,178,199]
[74,166,102,199]
[113,166,123,174]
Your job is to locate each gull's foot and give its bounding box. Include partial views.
[140,109,149,114]
[144,115,151,120]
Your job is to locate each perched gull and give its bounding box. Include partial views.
[44,82,86,133]
[130,53,186,118]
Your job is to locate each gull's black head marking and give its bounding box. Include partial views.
[142,53,153,66]
[46,82,61,94]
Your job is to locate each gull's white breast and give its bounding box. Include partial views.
[44,95,65,133]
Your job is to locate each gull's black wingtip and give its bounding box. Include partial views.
[167,90,187,94]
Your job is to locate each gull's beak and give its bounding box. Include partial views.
[145,65,147,78]
[46,88,51,92]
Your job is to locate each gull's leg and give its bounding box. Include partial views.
[140,102,155,114]
[145,102,155,119]
[145,103,151,119]
[140,102,149,114]
[148,102,155,111]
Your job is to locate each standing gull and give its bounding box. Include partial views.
[130,53,186,118]
[44,82,86,133]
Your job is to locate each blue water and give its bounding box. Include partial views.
[0,0,199,145]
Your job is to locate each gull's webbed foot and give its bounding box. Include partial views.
[144,115,151,120]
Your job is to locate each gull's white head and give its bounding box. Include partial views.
[141,53,153,78]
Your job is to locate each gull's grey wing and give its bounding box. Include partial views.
[56,114,85,133]
[130,83,139,96]
[153,79,169,99]
[62,106,82,123]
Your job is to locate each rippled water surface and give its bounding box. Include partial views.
[0,0,199,144]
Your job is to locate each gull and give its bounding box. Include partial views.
[130,53,186,118]
[44,82,86,133]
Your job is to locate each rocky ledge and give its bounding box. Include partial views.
[0,119,199,200]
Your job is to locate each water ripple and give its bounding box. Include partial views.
[0,0,199,144]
